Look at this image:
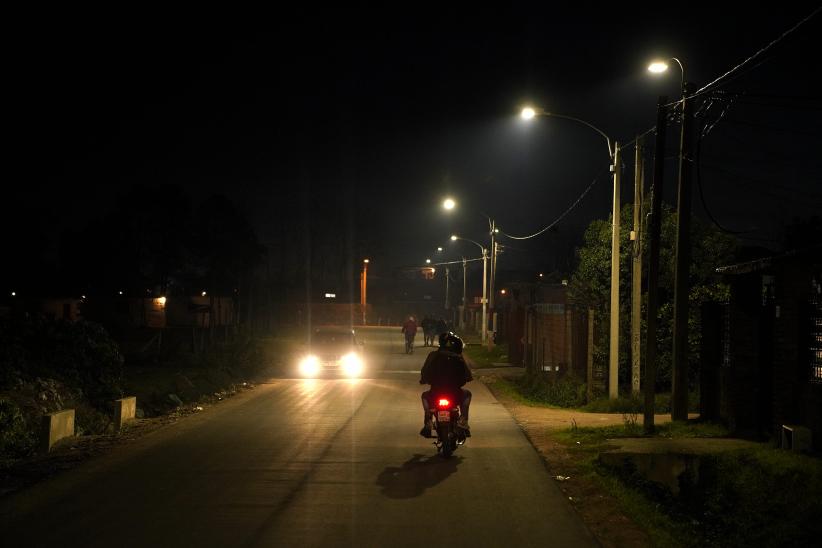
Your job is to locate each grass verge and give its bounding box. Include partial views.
[555,422,822,547]
[463,343,508,368]
[487,370,699,413]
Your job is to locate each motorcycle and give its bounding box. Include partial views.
[428,393,468,458]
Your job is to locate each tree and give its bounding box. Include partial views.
[568,204,735,390]
[190,194,264,294]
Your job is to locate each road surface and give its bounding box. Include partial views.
[1,326,596,548]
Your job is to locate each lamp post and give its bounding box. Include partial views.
[521,106,621,399]
[442,197,499,340]
[360,259,369,325]
[648,58,691,421]
[451,234,487,344]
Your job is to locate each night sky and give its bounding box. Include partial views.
[6,6,821,295]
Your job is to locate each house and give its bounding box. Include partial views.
[711,246,822,451]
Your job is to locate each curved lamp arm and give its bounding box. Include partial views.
[451,236,486,254]
[529,108,614,159]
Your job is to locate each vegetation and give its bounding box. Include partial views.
[60,184,264,300]
[556,423,822,547]
[0,315,279,466]
[568,204,736,390]
[486,370,699,413]
[514,373,588,408]
[0,317,124,463]
[463,343,508,368]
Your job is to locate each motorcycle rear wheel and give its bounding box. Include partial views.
[437,425,454,458]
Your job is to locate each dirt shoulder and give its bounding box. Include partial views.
[476,371,656,548]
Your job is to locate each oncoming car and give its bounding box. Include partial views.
[298,327,366,378]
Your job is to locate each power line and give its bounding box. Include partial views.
[660,8,821,110]
[430,257,484,267]
[695,128,755,235]
[694,8,821,98]
[500,166,608,240]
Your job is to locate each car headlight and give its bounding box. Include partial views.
[299,355,320,377]
[341,352,363,377]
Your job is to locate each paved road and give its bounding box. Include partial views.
[2,327,596,548]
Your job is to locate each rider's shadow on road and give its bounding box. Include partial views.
[376,453,463,499]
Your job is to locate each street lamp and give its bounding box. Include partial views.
[647,58,685,91]
[648,57,692,421]
[451,234,488,344]
[442,197,456,211]
[443,199,499,338]
[521,105,622,399]
[360,259,369,325]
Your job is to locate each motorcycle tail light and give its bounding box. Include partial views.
[437,398,451,408]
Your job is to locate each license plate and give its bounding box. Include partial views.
[437,411,451,422]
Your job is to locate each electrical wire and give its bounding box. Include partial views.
[695,129,754,234]
[619,126,656,149]
[500,167,609,240]
[719,117,822,137]
[430,257,484,267]
[693,8,821,99]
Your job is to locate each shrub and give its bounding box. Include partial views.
[0,398,37,462]
[514,373,587,408]
[0,318,124,408]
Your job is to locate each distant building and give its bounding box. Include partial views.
[40,298,83,322]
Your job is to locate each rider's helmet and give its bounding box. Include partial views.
[438,331,464,354]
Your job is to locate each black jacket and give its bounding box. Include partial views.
[420,349,473,391]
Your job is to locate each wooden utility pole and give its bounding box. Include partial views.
[672,83,696,421]
[644,96,668,434]
[631,136,644,396]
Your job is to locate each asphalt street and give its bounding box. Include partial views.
[1,327,597,548]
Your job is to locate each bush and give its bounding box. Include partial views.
[0,318,124,408]
[514,373,587,408]
[691,450,822,546]
[0,398,37,462]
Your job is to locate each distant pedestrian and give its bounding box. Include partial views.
[422,315,436,346]
[401,315,418,354]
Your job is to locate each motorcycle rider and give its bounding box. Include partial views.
[419,331,473,438]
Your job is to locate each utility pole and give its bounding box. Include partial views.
[609,142,621,400]
[360,259,369,325]
[672,83,695,421]
[489,219,497,310]
[487,219,497,349]
[644,96,668,433]
[445,266,450,311]
[482,247,488,344]
[461,258,467,330]
[631,136,644,396]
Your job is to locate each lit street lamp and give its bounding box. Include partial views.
[451,234,488,344]
[360,259,369,325]
[442,199,499,342]
[521,105,622,399]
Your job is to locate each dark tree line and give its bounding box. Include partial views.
[58,184,264,298]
